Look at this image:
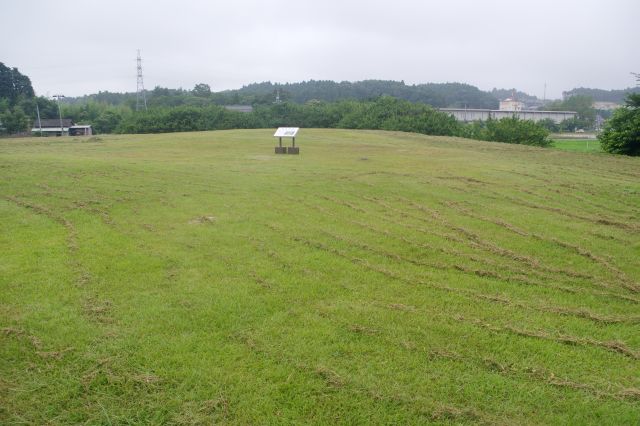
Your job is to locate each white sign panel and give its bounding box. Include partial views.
[274,127,299,138]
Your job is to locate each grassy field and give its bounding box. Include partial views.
[1,129,639,424]
[552,138,602,153]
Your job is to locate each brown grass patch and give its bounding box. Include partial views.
[249,271,272,289]
[459,316,640,359]
[2,327,43,350]
[315,366,345,388]
[348,324,379,335]
[387,303,416,311]
[83,297,113,323]
[429,405,481,422]
[188,215,216,224]
[36,347,74,360]
[319,195,366,213]
[619,388,640,401]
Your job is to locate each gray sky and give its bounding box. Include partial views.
[2,0,639,99]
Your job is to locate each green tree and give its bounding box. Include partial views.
[1,106,30,134]
[152,86,170,97]
[598,93,640,156]
[559,117,581,132]
[537,118,560,133]
[192,83,212,97]
[0,63,34,104]
[93,110,125,134]
[17,96,59,119]
[0,97,9,114]
[546,95,596,130]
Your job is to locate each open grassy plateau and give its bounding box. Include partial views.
[1,129,639,424]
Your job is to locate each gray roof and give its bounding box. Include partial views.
[33,118,74,128]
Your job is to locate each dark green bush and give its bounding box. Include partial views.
[461,117,551,146]
[598,94,640,156]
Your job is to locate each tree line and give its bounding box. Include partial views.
[0,62,41,134]
[107,96,552,147]
[56,81,605,132]
[65,80,502,110]
[563,87,640,104]
[0,62,552,149]
[11,62,640,154]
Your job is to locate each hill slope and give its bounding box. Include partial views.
[1,130,639,423]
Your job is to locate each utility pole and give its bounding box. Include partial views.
[35,101,42,136]
[136,49,148,111]
[53,94,65,136]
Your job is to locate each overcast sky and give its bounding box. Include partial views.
[2,0,638,99]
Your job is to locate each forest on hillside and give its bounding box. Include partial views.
[563,87,640,103]
[65,80,502,110]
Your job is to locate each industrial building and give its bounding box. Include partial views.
[440,96,578,123]
[440,107,577,123]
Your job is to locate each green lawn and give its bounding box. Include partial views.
[1,129,639,424]
[552,138,602,153]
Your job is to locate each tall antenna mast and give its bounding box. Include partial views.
[136,49,147,111]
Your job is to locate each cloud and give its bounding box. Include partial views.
[2,0,638,98]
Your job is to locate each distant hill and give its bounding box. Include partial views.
[65,90,137,106]
[490,88,540,103]
[64,80,502,109]
[563,87,640,103]
[225,80,500,109]
[63,81,638,111]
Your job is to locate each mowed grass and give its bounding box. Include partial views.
[1,129,639,424]
[552,138,602,153]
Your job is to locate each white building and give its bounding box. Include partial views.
[592,101,620,111]
[499,98,525,111]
